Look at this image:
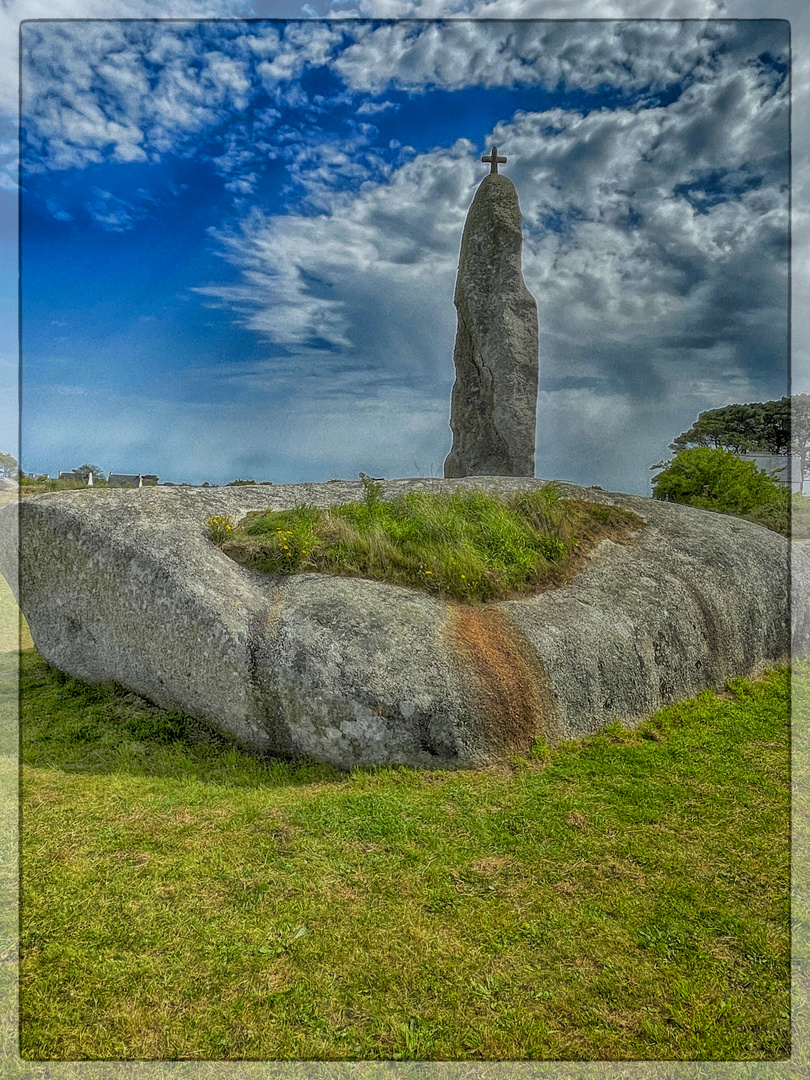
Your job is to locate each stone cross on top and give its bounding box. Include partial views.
[482,145,507,174]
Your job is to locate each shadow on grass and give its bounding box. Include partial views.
[12,649,380,790]
[12,647,798,795]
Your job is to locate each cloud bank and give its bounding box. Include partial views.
[14,12,798,491]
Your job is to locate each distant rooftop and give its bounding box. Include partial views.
[108,473,159,487]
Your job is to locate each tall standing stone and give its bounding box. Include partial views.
[444,150,539,478]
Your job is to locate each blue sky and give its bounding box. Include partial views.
[14,14,794,490]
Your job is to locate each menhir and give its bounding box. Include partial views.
[444,170,539,478]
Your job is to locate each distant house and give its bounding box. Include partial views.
[739,453,801,493]
[107,473,159,488]
[58,469,94,485]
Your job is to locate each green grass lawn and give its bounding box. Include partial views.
[17,649,791,1061]
[0,575,32,654]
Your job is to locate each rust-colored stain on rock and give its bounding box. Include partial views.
[446,604,561,755]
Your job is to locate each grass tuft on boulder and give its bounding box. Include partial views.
[210,480,643,603]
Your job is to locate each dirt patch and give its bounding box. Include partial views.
[469,854,515,876]
[446,604,563,754]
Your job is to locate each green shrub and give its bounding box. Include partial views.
[652,448,789,519]
[18,477,88,496]
[740,501,790,537]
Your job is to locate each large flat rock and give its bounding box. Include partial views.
[1,478,807,769]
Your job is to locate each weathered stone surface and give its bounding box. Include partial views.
[0,478,17,491]
[444,174,539,478]
[0,478,807,770]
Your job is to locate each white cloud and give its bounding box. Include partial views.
[356,100,399,115]
[21,21,260,172]
[195,139,476,371]
[324,0,730,17]
[18,17,786,176]
[83,186,148,230]
[1,0,254,123]
[332,19,741,94]
[225,173,258,193]
[255,20,341,87]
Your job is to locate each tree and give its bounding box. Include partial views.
[670,398,791,456]
[74,464,106,482]
[758,397,793,454]
[652,447,787,515]
[0,452,18,479]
